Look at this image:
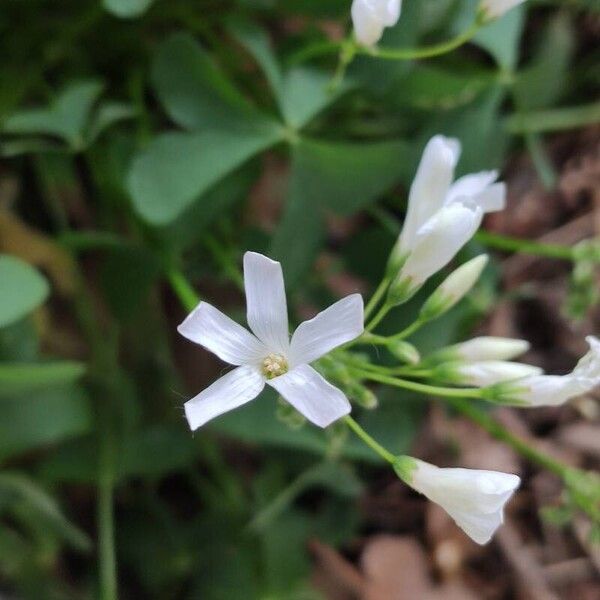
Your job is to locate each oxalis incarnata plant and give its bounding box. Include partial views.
[178,135,600,545]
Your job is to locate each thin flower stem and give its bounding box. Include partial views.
[388,318,426,341]
[474,231,577,261]
[203,235,245,291]
[344,415,396,464]
[359,370,485,399]
[446,397,571,479]
[167,269,201,312]
[98,434,117,600]
[359,20,482,61]
[364,277,390,320]
[365,302,392,332]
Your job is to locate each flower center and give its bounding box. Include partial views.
[261,353,289,380]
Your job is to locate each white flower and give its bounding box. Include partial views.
[504,336,600,407]
[351,0,402,46]
[408,458,520,544]
[451,336,530,361]
[388,135,506,300]
[178,252,364,430]
[452,360,542,387]
[480,0,527,21]
[420,254,488,320]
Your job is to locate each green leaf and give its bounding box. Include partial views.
[290,137,411,215]
[3,80,103,148]
[279,67,351,129]
[474,5,525,71]
[505,102,600,134]
[87,101,136,143]
[270,137,410,287]
[0,385,92,461]
[103,0,155,18]
[128,125,282,224]
[0,255,49,328]
[228,20,283,100]
[513,12,575,111]
[0,473,90,551]
[0,362,86,396]
[152,32,257,131]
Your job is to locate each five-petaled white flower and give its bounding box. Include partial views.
[408,458,520,544]
[388,135,506,300]
[480,0,527,21]
[351,0,402,47]
[178,252,364,430]
[502,335,600,407]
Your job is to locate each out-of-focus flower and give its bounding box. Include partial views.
[480,0,527,21]
[397,457,520,544]
[420,254,488,320]
[387,136,505,303]
[178,252,364,429]
[495,336,600,407]
[438,360,542,387]
[351,0,402,46]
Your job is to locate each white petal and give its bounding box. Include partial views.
[178,302,267,366]
[399,135,461,252]
[446,170,497,203]
[243,251,290,355]
[267,364,351,428]
[410,460,520,545]
[289,294,364,367]
[184,365,265,430]
[351,0,385,46]
[518,374,597,407]
[481,0,526,20]
[377,0,402,26]
[401,202,482,286]
[573,336,600,379]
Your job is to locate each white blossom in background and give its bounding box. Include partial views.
[450,360,543,387]
[351,0,402,46]
[480,0,527,21]
[178,252,364,430]
[387,135,506,302]
[406,458,520,544]
[501,336,600,407]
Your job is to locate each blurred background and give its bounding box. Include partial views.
[0,0,599,598]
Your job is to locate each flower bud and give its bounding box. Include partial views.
[420,255,488,321]
[352,0,402,47]
[348,382,379,409]
[435,360,542,387]
[479,0,527,21]
[396,456,520,545]
[388,339,421,365]
[426,336,530,365]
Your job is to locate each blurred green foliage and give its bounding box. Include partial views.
[0,0,598,597]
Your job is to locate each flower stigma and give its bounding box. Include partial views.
[262,353,289,379]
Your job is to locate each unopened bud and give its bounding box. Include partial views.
[420,255,488,321]
[388,339,421,365]
[479,0,527,21]
[434,360,542,387]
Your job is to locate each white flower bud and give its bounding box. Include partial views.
[480,0,527,21]
[444,360,542,387]
[351,0,402,47]
[399,457,520,545]
[451,336,530,361]
[420,255,488,321]
[494,336,600,407]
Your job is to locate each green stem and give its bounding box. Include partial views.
[167,269,200,312]
[98,432,117,600]
[203,235,244,291]
[364,277,390,320]
[474,231,576,261]
[365,302,392,332]
[360,20,481,61]
[446,397,571,479]
[344,416,396,464]
[388,318,426,341]
[359,370,484,399]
